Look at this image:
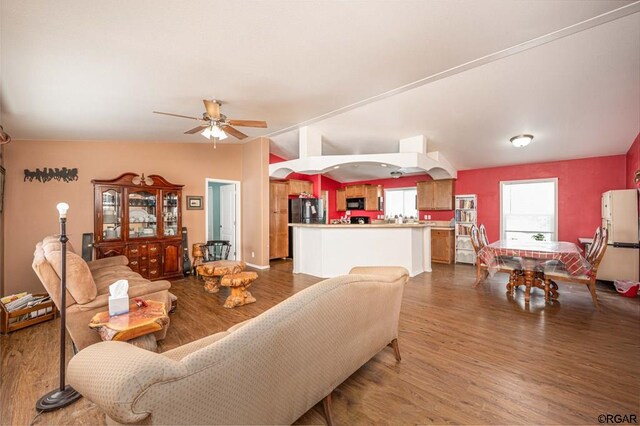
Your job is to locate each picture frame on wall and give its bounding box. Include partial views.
[186,195,203,210]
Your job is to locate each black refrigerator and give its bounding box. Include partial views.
[288,198,324,258]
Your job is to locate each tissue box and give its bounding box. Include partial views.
[108,296,129,316]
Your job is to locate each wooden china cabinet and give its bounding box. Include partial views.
[92,173,184,280]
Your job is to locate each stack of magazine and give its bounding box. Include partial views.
[1,293,53,323]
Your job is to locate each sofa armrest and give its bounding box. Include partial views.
[349,266,409,282]
[68,341,187,424]
[86,256,129,272]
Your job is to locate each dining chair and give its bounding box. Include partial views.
[470,225,524,292]
[479,224,490,247]
[543,227,608,310]
[204,240,232,262]
[469,225,488,286]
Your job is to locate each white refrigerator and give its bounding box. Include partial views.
[598,189,639,282]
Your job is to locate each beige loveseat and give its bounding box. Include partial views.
[67,266,409,425]
[32,236,174,350]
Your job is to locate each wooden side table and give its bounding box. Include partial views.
[196,260,246,293]
[220,272,258,308]
[192,243,206,276]
[89,300,169,352]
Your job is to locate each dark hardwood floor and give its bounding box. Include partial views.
[1,261,638,425]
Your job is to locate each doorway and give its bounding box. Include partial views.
[205,179,241,261]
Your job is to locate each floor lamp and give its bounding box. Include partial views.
[36,202,81,411]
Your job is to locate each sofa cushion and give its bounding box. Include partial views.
[47,251,97,304]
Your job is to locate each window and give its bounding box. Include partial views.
[384,188,418,218]
[500,178,557,241]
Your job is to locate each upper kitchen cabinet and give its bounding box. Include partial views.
[336,188,346,212]
[345,185,366,198]
[364,185,381,211]
[417,179,455,210]
[287,179,313,196]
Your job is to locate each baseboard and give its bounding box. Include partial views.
[245,262,270,270]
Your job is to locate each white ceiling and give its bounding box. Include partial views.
[1,1,639,171]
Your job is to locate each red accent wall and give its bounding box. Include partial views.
[626,133,640,189]
[269,152,628,242]
[456,155,627,243]
[320,175,342,220]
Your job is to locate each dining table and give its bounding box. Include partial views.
[478,240,592,303]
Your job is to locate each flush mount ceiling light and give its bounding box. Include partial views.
[510,134,534,148]
[380,164,388,167]
[333,165,340,169]
[390,171,403,179]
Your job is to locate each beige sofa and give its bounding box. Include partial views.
[67,266,409,425]
[32,236,174,350]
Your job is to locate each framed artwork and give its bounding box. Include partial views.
[186,195,203,210]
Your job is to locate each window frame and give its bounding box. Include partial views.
[499,177,558,241]
[383,187,418,218]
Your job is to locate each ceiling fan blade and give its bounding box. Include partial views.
[203,100,220,119]
[227,119,268,128]
[222,125,248,140]
[184,125,208,134]
[153,111,204,121]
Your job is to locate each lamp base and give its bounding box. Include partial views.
[36,385,81,412]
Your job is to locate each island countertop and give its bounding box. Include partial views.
[288,223,432,229]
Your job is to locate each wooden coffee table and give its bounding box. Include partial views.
[196,260,246,293]
[220,271,258,308]
[89,300,169,352]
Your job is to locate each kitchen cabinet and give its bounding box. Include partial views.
[287,179,313,196]
[417,179,455,210]
[431,229,454,264]
[364,185,381,211]
[336,189,346,212]
[345,184,365,198]
[270,181,289,259]
[92,173,183,281]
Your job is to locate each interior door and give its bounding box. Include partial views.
[220,184,236,260]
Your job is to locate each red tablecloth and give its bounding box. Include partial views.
[479,240,592,276]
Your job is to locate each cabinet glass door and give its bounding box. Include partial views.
[128,190,158,238]
[162,191,180,237]
[101,188,122,240]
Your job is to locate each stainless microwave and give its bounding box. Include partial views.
[346,198,365,210]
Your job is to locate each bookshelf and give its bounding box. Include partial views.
[455,194,477,264]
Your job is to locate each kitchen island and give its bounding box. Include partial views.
[289,223,433,278]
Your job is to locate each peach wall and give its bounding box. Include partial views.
[0,145,5,297]
[2,139,251,295]
[241,137,270,267]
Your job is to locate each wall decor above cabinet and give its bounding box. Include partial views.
[24,167,78,183]
[92,173,184,280]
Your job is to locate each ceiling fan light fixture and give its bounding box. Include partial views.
[211,125,228,140]
[510,134,534,148]
[201,127,212,139]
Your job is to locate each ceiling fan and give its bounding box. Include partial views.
[153,100,267,145]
